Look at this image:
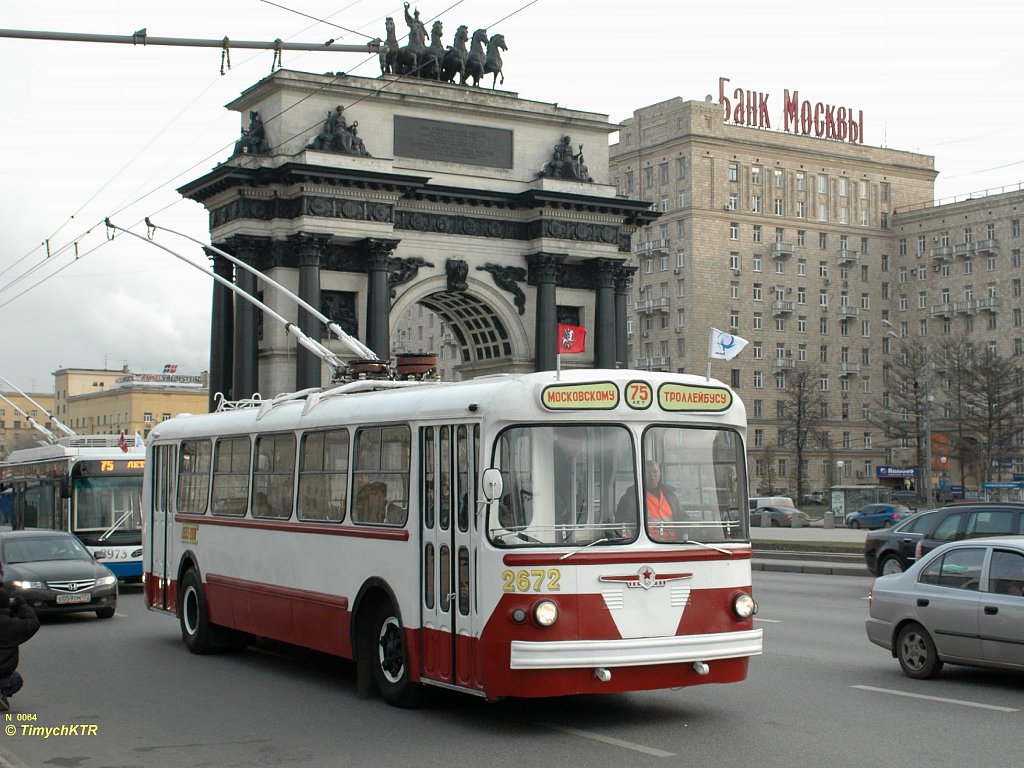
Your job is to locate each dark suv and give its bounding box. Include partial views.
[914,502,1024,561]
[864,503,1024,576]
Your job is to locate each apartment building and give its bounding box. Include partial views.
[609,95,1024,497]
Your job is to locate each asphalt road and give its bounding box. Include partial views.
[1,574,1019,768]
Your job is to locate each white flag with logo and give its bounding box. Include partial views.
[709,328,749,361]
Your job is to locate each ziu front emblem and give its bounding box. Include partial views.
[598,566,692,590]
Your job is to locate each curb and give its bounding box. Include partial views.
[753,559,869,577]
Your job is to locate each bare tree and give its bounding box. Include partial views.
[965,347,1024,484]
[777,364,829,503]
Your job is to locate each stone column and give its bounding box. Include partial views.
[593,258,620,369]
[615,265,637,370]
[207,250,234,411]
[527,252,566,372]
[230,237,263,400]
[295,235,328,389]
[361,239,399,360]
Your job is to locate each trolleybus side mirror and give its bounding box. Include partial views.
[480,468,503,503]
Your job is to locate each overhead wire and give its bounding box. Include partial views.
[1,0,540,313]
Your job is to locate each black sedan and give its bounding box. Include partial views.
[863,509,940,576]
[750,505,810,528]
[0,531,118,619]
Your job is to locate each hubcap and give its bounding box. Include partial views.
[901,632,927,671]
[378,616,405,683]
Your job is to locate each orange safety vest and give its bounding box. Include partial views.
[646,489,675,541]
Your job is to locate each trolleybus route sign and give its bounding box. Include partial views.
[541,381,619,410]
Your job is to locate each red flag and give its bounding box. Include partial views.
[557,323,586,354]
[118,430,128,453]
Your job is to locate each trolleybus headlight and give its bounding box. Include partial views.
[732,592,757,620]
[532,599,559,627]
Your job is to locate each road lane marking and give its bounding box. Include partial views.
[542,724,676,757]
[852,685,1018,712]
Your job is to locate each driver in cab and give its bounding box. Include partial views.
[617,461,681,541]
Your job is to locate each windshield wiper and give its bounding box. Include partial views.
[559,537,610,561]
[99,509,134,542]
[682,537,734,555]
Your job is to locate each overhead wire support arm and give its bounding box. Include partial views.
[105,219,346,382]
[0,392,57,445]
[0,28,380,54]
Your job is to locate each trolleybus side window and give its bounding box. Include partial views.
[252,433,296,520]
[352,426,410,526]
[297,429,349,522]
[178,439,212,515]
[457,425,472,533]
[23,481,58,530]
[439,426,451,530]
[423,428,435,530]
[489,425,637,547]
[212,437,251,517]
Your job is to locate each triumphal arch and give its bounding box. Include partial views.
[180,68,654,401]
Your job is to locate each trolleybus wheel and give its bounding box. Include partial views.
[367,603,425,708]
[179,569,216,654]
[95,607,115,620]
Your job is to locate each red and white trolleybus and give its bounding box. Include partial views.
[142,369,761,705]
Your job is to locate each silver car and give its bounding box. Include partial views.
[866,536,1024,678]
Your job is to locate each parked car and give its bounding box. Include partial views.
[801,491,825,505]
[751,505,810,528]
[0,530,118,619]
[846,503,913,530]
[864,509,940,576]
[749,496,796,512]
[913,502,1024,562]
[866,536,1024,678]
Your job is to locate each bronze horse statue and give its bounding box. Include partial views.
[464,29,488,87]
[441,24,469,84]
[421,20,445,80]
[483,33,507,89]
[379,17,398,75]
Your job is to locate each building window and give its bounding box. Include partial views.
[144,412,153,423]
[728,162,739,182]
[729,222,739,240]
[751,165,762,184]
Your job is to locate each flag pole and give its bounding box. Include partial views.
[556,352,562,381]
[706,329,713,381]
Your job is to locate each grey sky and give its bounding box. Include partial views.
[2,0,1021,392]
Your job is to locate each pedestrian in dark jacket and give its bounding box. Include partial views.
[0,579,40,711]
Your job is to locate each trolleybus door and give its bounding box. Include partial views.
[420,424,478,689]
[149,445,176,611]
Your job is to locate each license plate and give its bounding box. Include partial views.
[56,593,91,605]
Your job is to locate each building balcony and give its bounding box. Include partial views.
[837,305,861,319]
[771,299,795,316]
[837,362,861,377]
[930,303,954,318]
[952,242,975,258]
[975,296,1002,313]
[636,297,671,314]
[974,238,999,256]
[636,356,670,370]
[633,239,670,256]
[772,358,796,372]
[953,300,976,315]
[771,242,795,258]
[930,246,953,261]
[836,249,860,265]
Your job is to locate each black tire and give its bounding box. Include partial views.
[849,520,861,529]
[896,622,943,679]
[179,569,216,654]
[365,602,425,708]
[879,555,905,576]
[770,519,780,527]
[95,606,116,619]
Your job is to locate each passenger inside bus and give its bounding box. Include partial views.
[616,461,681,541]
[252,492,273,517]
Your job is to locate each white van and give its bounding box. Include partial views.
[749,496,796,512]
